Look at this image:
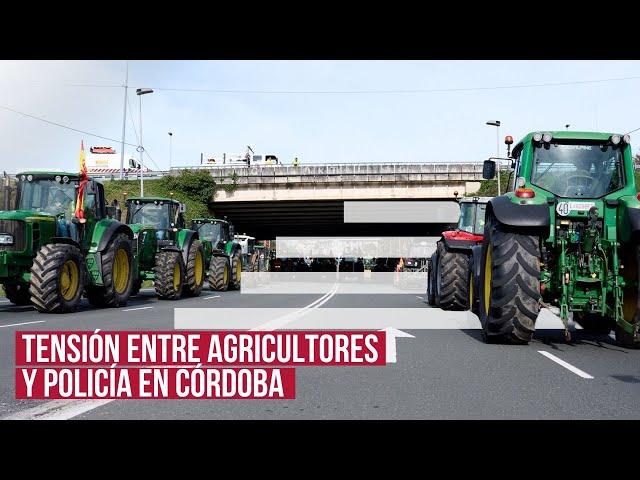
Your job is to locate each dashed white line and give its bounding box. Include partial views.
[122,306,154,312]
[0,320,46,328]
[538,351,594,379]
[202,295,221,300]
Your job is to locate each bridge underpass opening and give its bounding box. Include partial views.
[209,199,459,239]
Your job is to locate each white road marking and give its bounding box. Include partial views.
[381,327,415,363]
[2,400,113,421]
[415,296,424,300]
[202,295,221,300]
[538,351,594,379]
[0,320,46,328]
[251,285,338,331]
[0,299,11,303]
[122,306,153,312]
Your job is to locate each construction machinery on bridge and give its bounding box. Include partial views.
[427,196,490,310]
[190,218,242,291]
[0,170,135,312]
[125,197,204,300]
[473,131,640,348]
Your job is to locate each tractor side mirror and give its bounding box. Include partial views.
[229,224,235,238]
[106,205,117,219]
[482,160,496,180]
[179,203,186,213]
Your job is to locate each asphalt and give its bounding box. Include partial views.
[1,287,639,420]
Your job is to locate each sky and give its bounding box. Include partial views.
[0,60,639,173]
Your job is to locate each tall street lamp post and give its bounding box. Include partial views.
[136,88,154,196]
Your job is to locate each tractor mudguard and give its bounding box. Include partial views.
[489,195,550,228]
[49,237,82,250]
[176,229,198,265]
[94,220,134,252]
[470,244,482,283]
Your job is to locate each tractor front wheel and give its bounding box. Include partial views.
[209,256,230,291]
[479,214,541,344]
[3,282,31,305]
[435,242,469,311]
[154,251,185,300]
[230,252,242,290]
[86,233,134,308]
[184,240,205,297]
[30,244,85,313]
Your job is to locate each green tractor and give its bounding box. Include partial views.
[475,131,640,347]
[190,218,243,291]
[0,171,134,312]
[125,197,205,300]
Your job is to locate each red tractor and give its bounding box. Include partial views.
[426,197,490,310]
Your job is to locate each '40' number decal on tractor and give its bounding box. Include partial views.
[556,201,596,216]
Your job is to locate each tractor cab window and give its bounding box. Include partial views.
[18,178,77,217]
[458,202,486,235]
[198,222,223,243]
[532,142,625,198]
[127,202,171,228]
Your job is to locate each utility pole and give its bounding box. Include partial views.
[119,62,129,180]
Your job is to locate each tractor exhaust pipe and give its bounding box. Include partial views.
[2,171,9,211]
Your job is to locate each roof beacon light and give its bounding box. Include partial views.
[611,134,621,145]
[542,133,553,143]
[504,135,514,145]
[515,187,536,199]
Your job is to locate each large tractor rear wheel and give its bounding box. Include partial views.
[3,282,31,305]
[209,256,230,291]
[154,251,185,300]
[479,214,541,344]
[616,245,640,348]
[30,243,85,313]
[184,240,205,297]
[435,242,469,311]
[230,252,242,290]
[86,233,133,308]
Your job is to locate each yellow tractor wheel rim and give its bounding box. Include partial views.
[236,257,242,282]
[173,262,181,291]
[484,243,493,316]
[223,263,229,285]
[60,259,79,301]
[113,249,130,294]
[194,250,204,286]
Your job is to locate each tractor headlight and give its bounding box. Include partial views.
[27,175,33,181]
[611,134,621,145]
[542,132,553,143]
[0,234,14,245]
[20,175,26,181]
[55,175,62,182]
[623,134,630,144]
[516,177,526,187]
[62,176,69,183]
[532,132,543,142]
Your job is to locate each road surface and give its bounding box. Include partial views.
[1,288,639,420]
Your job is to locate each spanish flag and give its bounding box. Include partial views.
[75,140,88,219]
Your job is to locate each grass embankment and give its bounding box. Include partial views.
[102,169,232,223]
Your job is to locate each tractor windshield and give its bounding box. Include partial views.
[17,178,78,217]
[531,142,625,198]
[127,202,171,228]
[458,202,486,235]
[197,222,223,243]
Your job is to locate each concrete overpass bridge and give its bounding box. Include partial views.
[179,162,485,239]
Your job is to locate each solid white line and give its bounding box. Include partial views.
[202,295,221,300]
[538,351,594,379]
[415,296,424,300]
[0,320,46,328]
[2,399,113,421]
[122,306,153,312]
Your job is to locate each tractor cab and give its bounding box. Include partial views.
[125,197,185,246]
[456,197,489,236]
[191,218,233,252]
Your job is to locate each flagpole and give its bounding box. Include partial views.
[119,61,129,180]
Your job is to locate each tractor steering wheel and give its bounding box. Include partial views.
[560,172,595,197]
